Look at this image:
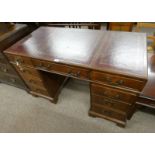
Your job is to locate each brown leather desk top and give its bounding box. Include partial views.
[5,27,148,80]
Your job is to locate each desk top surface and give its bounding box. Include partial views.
[5,27,148,79]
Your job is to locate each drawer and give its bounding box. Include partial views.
[25,78,45,89]
[90,104,126,123]
[20,73,45,88]
[91,71,145,91]
[91,84,137,103]
[13,64,40,77]
[0,64,17,75]
[33,59,90,80]
[5,54,33,67]
[91,94,131,112]
[0,73,26,88]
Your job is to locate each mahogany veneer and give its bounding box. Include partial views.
[4,27,148,127]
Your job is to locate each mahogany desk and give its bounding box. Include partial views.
[4,27,148,127]
[137,53,155,108]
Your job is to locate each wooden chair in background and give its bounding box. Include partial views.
[39,22,102,30]
[107,22,134,31]
[135,22,155,52]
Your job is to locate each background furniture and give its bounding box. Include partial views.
[136,22,155,51]
[135,23,155,109]
[4,27,147,127]
[39,22,102,29]
[108,22,134,31]
[137,52,155,108]
[0,23,32,89]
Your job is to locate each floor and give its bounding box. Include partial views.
[0,79,155,133]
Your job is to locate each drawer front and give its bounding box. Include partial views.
[5,54,33,67]
[13,64,40,77]
[90,104,126,122]
[17,72,45,88]
[91,84,137,103]
[0,73,26,88]
[91,71,145,91]
[91,94,130,112]
[0,64,17,75]
[33,59,90,80]
[24,78,45,89]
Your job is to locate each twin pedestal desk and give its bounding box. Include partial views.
[4,27,148,127]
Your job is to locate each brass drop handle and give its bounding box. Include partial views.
[105,77,112,82]
[108,79,124,86]
[68,71,75,76]
[76,71,80,77]
[104,98,109,104]
[15,58,24,64]
[46,64,52,68]
[38,63,51,69]
[116,80,124,85]
[38,63,43,67]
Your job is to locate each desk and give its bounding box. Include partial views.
[137,53,155,108]
[0,24,31,89]
[4,27,148,127]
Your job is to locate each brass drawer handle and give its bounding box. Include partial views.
[108,79,124,86]
[37,63,51,69]
[15,58,24,64]
[102,98,114,107]
[105,77,112,82]
[76,71,81,77]
[116,80,124,85]
[68,71,81,77]
[38,63,43,67]
[115,94,120,99]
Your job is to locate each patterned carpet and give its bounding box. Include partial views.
[0,79,155,132]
